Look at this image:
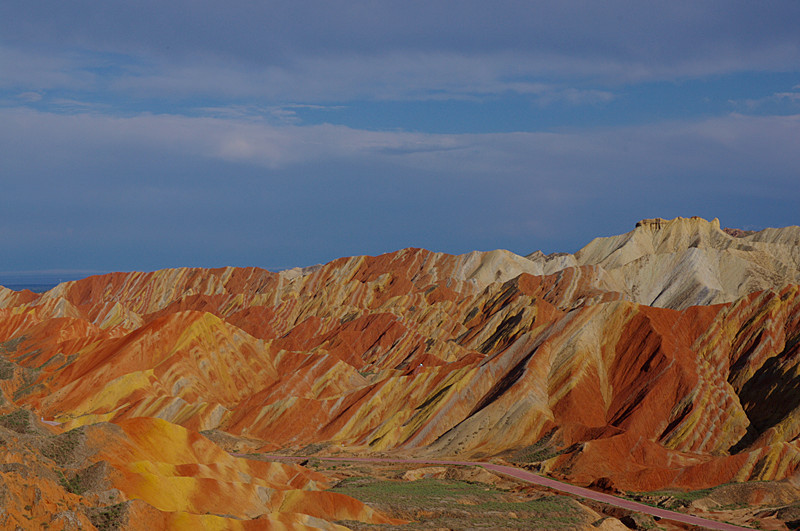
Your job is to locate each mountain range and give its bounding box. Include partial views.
[2,216,800,528]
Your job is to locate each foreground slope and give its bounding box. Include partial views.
[1,216,800,502]
[0,411,400,529]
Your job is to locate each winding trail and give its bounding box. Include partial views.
[255,454,751,531]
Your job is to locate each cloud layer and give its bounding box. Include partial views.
[1,1,799,275]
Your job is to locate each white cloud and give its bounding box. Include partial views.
[0,46,97,90]
[2,26,795,108]
[1,105,798,269]
[2,107,798,186]
[102,50,775,104]
[17,91,42,102]
[731,88,800,109]
[49,98,112,112]
[775,92,800,102]
[72,50,622,104]
[195,104,344,124]
[6,1,800,83]
[533,88,615,106]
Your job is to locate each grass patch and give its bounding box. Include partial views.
[511,431,563,464]
[332,477,584,529]
[653,487,713,502]
[333,476,486,500]
[516,445,563,463]
[625,486,716,510]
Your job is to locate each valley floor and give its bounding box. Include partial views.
[233,450,783,530]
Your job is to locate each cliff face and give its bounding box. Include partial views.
[1,217,800,504]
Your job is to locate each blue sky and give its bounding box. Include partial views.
[2,1,800,281]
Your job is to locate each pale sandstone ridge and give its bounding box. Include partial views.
[527,216,800,309]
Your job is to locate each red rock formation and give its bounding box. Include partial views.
[2,218,800,514]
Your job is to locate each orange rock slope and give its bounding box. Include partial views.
[0,410,403,529]
[1,216,800,505]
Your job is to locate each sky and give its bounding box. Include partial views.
[2,1,800,281]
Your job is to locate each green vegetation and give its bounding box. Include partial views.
[12,367,43,401]
[296,442,330,456]
[649,487,712,501]
[334,476,483,499]
[636,517,658,529]
[511,432,563,464]
[332,477,584,529]
[717,501,750,511]
[0,358,15,380]
[304,458,323,469]
[42,428,85,466]
[0,408,34,434]
[515,445,562,463]
[0,336,26,354]
[58,470,86,495]
[88,502,127,530]
[625,486,715,511]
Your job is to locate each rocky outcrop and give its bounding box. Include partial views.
[528,216,800,309]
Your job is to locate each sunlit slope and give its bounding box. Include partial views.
[85,417,401,528]
[1,217,800,493]
[0,410,398,529]
[528,216,800,309]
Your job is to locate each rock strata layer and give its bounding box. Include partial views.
[1,216,800,525]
